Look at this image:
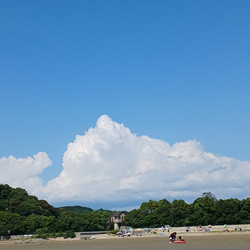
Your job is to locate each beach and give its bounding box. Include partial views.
[0,230,249,250]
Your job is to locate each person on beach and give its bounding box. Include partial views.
[169,232,177,243]
[179,236,185,241]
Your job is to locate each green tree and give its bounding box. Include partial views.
[240,198,250,223]
[24,214,56,234]
[171,199,189,226]
[124,209,143,228]
[213,198,240,224]
[155,199,172,226]
[0,211,24,235]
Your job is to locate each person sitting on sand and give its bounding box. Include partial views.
[169,232,177,243]
[179,236,185,241]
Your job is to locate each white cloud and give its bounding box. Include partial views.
[0,152,51,193]
[1,115,250,208]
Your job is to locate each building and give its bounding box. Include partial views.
[110,211,126,230]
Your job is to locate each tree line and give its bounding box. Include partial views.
[0,184,113,237]
[1,184,250,237]
[124,192,250,228]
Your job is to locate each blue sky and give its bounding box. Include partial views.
[1,0,250,210]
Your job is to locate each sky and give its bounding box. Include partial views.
[0,0,250,211]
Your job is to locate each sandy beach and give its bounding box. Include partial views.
[0,229,249,250]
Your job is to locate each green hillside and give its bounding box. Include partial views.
[0,184,113,237]
[60,205,93,213]
[1,184,250,238]
[0,184,59,217]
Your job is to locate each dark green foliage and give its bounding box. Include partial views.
[108,229,119,235]
[63,230,75,238]
[0,184,112,235]
[124,208,143,228]
[1,184,250,235]
[0,211,23,235]
[0,184,59,217]
[60,205,93,213]
[35,230,76,239]
[125,193,250,228]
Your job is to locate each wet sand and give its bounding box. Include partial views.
[0,232,249,250]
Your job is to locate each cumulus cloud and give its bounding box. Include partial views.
[35,115,250,205]
[1,115,250,208]
[0,152,51,193]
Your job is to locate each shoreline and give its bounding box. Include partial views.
[0,224,249,245]
[0,233,250,250]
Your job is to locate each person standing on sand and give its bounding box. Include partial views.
[169,232,177,243]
